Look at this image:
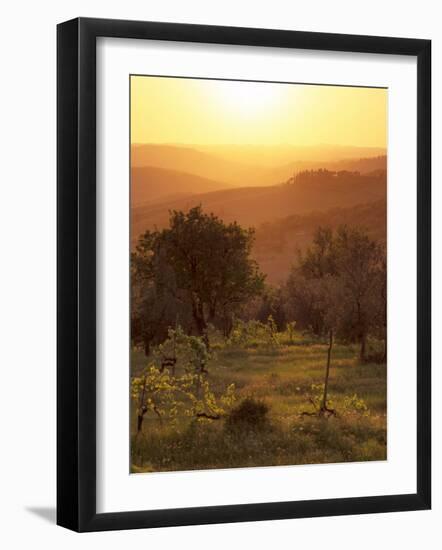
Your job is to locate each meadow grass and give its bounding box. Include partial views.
[131,334,387,472]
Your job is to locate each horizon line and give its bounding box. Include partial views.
[131,142,387,150]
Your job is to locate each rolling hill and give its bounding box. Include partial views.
[197,143,386,168]
[131,169,386,239]
[131,144,260,187]
[131,165,232,207]
[131,144,387,188]
[253,198,386,284]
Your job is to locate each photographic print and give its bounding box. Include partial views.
[130,75,387,474]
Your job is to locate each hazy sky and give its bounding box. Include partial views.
[131,76,387,148]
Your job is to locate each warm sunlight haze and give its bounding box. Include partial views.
[131,76,387,147]
[130,75,388,474]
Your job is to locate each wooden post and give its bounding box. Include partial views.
[321,329,333,413]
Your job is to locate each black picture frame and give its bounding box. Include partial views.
[57,17,431,532]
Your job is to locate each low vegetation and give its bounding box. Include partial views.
[131,205,387,473]
[131,322,386,472]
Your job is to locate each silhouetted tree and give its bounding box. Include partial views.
[287,225,386,363]
[132,207,265,347]
[131,230,193,355]
[256,286,287,331]
[332,226,385,362]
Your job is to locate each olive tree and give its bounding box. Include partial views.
[132,206,265,347]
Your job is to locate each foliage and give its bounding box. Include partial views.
[332,226,386,361]
[192,379,236,421]
[265,315,280,346]
[132,206,265,348]
[132,328,238,435]
[342,394,370,416]
[227,317,282,348]
[132,412,386,473]
[303,383,369,417]
[153,326,212,376]
[131,326,386,472]
[286,225,386,362]
[131,231,193,354]
[256,286,287,330]
[131,365,185,425]
[225,397,270,432]
[228,318,263,347]
[306,383,334,413]
[285,321,297,343]
[132,363,236,432]
[130,212,386,472]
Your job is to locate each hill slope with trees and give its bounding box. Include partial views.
[131,169,386,240]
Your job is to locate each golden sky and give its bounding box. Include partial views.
[131,76,387,148]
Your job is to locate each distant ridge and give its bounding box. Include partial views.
[131,165,232,207]
[132,143,386,188]
[197,143,387,167]
[253,198,386,284]
[131,169,386,239]
[131,144,253,186]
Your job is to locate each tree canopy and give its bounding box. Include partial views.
[287,225,386,362]
[132,206,265,350]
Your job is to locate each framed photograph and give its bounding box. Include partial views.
[57,17,431,532]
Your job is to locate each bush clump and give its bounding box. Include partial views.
[225,397,269,432]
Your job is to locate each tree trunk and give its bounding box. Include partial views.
[143,334,151,357]
[191,298,207,332]
[208,304,217,323]
[360,332,367,363]
[222,312,233,339]
[382,335,387,363]
[195,373,201,399]
[137,413,144,435]
[191,300,209,348]
[321,329,333,412]
[136,377,147,435]
[203,330,210,349]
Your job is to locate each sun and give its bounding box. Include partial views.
[212,80,283,118]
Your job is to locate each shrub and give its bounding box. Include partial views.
[342,394,370,416]
[225,397,269,432]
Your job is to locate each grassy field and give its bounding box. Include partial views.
[131,332,387,473]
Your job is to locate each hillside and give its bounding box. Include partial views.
[131,144,387,188]
[131,144,261,187]
[131,169,386,239]
[131,165,231,206]
[275,156,387,184]
[196,144,386,167]
[253,198,386,284]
